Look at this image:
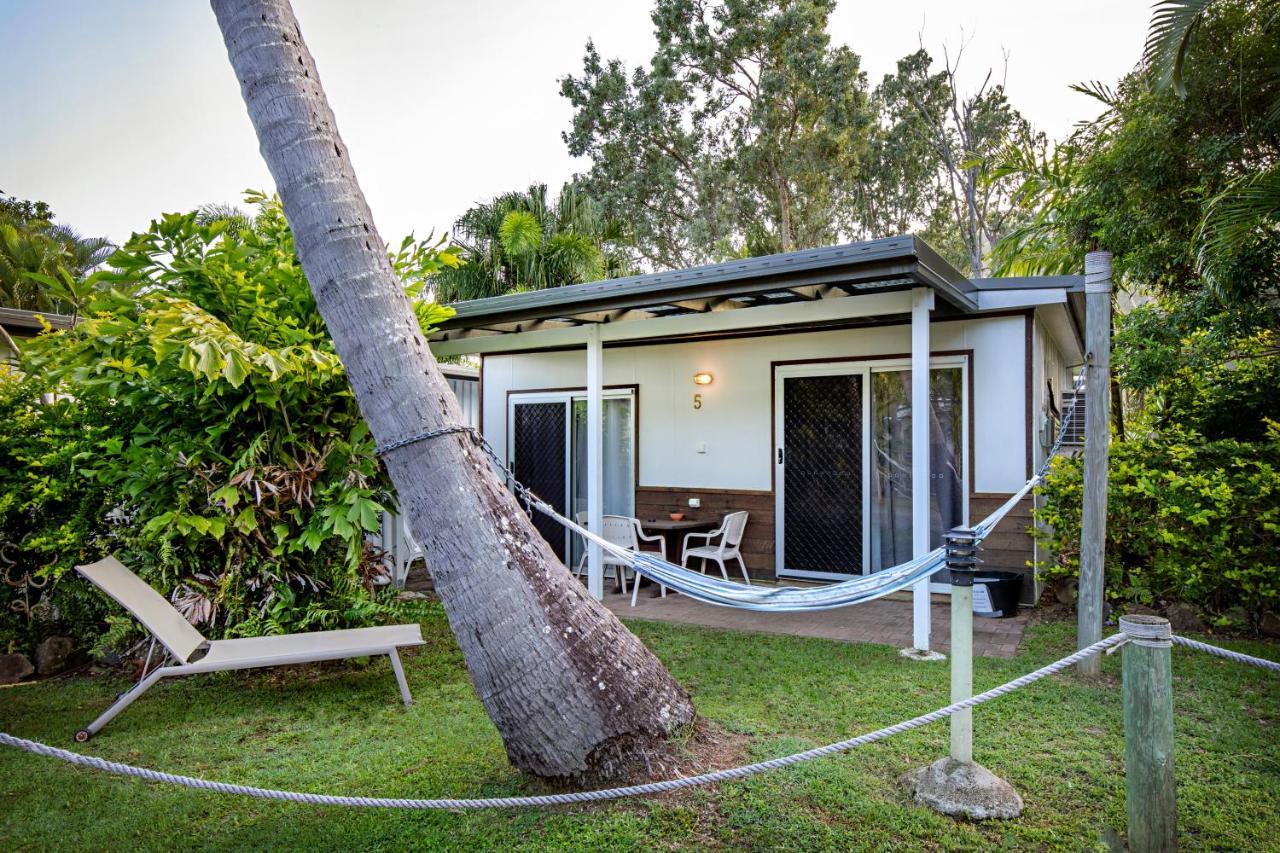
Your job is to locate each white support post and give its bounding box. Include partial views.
[585,325,605,600]
[910,287,935,655]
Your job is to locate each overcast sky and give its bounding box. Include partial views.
[2,0,1153,247]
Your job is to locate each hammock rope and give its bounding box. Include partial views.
[376,373,1085,613]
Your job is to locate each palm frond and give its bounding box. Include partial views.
[1144,0,1215,97]
[1195,163,1280,296]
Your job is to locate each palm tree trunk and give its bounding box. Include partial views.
[211,0,694,779]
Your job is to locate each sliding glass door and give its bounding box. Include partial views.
[868,366,965,583]
[508,391,635,566]
[775,357,967,584]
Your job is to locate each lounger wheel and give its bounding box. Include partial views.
[74,729,92,743]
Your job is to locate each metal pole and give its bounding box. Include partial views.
[1078,251,1112,674]
[946,526,977,764]
[1120,614,1176,852]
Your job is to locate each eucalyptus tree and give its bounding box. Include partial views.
[434,183,633,303]
[211,0,694,779]
[562,0,873,267]
[874,46,1035,278]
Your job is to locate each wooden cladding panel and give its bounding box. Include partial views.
[635,486,775,578]
[970,492,1035,574]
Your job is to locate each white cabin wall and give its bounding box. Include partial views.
[481,314,1030,495]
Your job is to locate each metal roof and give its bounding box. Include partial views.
[433,236,983,340]
[0,307,76,334]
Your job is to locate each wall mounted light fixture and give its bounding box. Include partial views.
[693,371,714,386]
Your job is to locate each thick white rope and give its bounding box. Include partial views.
[0,634,1125,810]
[1171,635,1280,672]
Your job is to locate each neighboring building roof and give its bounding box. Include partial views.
[432,235,1083,344]
[0,306,76,336]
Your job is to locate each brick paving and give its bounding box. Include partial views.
[603,585,1029,658]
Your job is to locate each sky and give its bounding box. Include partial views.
[1,0,1153,247]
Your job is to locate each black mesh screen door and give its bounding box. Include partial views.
[780,373,863,577]
[511,402,568,562]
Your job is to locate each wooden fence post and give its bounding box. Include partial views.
[1078,250,1113,674]
[946,526,978,764]
[1120,614,1177,852]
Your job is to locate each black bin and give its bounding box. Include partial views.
[972,571,1022,618]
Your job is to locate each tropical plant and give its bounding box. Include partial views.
[1,192,456,657]
[213,0,695,781]
[1033,425,1280,623]
[1143,0,1280,296]
[0,193,113,314]
[433,183,632,302]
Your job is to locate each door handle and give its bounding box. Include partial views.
[777,447,784,464]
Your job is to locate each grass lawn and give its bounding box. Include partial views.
[1,606,1277,851]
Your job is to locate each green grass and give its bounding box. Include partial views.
[1,607,1277,851]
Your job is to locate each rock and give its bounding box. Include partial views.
[906,758,1024,820]
[1164,602,1205,634]
[0,653,34,684]
[34,635,75,675]
[1054,579,1077,605]
[1260,611,1280,639]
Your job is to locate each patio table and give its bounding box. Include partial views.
[634,518,718,595]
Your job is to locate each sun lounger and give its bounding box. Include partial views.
[72,555,423,741]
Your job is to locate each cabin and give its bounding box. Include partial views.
[426,236,1085,648]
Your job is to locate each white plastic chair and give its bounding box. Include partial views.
[574,514,665,599]
[682,511,751,585]
[394,515,425,588]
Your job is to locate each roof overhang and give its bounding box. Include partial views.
[429,236,1082,356]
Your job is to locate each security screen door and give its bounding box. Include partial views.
[776,370,865,580]
[510,401,570,561]
[775,359,967,584]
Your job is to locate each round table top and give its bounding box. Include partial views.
[639,517,718,531]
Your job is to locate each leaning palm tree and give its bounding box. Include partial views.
[211,0,694,780]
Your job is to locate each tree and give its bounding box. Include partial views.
[991,0,1279,305]
[0,193,113,314]
[561,0,872,268]
[433,183,634,303]
[211,0,694,779]
[5,195,446,654]
[874,45,1035,277]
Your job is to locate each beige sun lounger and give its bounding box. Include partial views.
[73,555,424,742]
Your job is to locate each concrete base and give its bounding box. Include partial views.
[906,757,1024,820]
[899,647,947,662]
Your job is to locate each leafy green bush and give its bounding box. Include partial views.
[0,194,457,656]
[1033,425,1280,621]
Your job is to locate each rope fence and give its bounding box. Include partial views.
[0,631,1274,810]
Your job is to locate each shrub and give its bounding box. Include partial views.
[0,194,458,656]
[1033,424,1280,622]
